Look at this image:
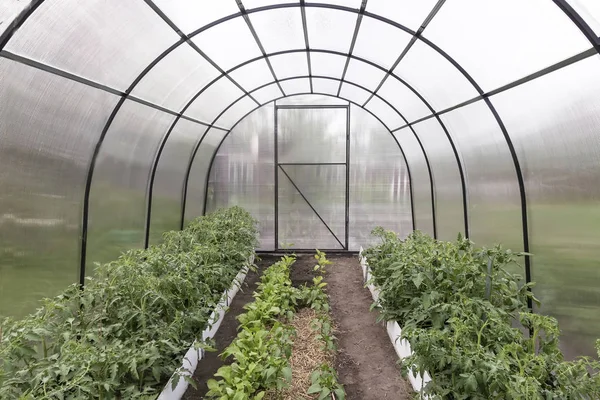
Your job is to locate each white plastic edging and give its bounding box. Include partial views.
[359,248,432,397]
[158,254,255,400]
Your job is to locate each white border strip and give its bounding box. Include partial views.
[158,255,254,400]
[359,248,432,396]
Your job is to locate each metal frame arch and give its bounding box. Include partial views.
[198,91,417,236]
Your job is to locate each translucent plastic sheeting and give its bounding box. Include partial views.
[339,83,371,106]
[344,59,387,91]
[131,44,220,111]
[268,52,309,80]
[184,129,227,225]
[311,78,341,97]
[279,78,311,95]
[229,59,276,93]
[306,7,356,53]
[349,105,412,250]
[376,77,431,122]
[6,0,179,91]
[567,0,600,35]
[393,128,434,237]
[248,8,305,54]
[149,120,208,246]
[352,15,412,69]
[425,0,592,91]
[243,0,298,9]
[411,119,464,241]
[153,0,239,35]
[252,83,285,105]
[310,52,347,79]
[439,101,523,254]
[185,76,244,124]
[214,96,258,130]
[280,164,346,243]
[394,40,478,112]
[0,59,117,318]
[491,55,600,359]
[365,96,405,130]
[277,107,347,164]
[0,0,31,36]
[191,16,262,71]
[366,0,439,31]
[277,94,347,106]
[87,101,175,271]
[206,105,275,250]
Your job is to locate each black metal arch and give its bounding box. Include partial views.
[198,91,417,238]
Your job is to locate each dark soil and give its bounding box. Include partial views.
[183,253,412,399]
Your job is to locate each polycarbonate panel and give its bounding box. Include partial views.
[131,44,220,110]
[425,0,591,91]
[366,0,438,31]
[229,59,276,92]
[306,8,356,53]
[253,83,284,104]
[153,0,239,34]
[269,52,309,80]
[87,101,175,271]
[567,0,600,35]
[192,17,262,71]
[353,16,412,68]
[439,100,523,253]
[0,59,117,318]
[278,107,347,163]
[344,59,387,91]
[339,83,370,105]
[394,40,478,111]
[185,76,244,123]
[412,119,464,241]
[365,96,405,130]
[491,55,600,359]
[0,0,30,36]
[206,105,275,250]
[393,128,434,237]
[318,0,361,7]
[149,120,208,246]
[185,128,227,224]
[280,165,346,243]
[349,105,412,250]
[278,169,343,250]
[214,97,258,129]
[377,77,431,121]
[278,94,347,106]
[280,78,311,95]
[249,8,305,53]
[310,52,346,79]
[7,0,179,91]
[312,77,340,96]
[243,0,298,8]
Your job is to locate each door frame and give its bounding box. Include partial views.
[274,102,350,251]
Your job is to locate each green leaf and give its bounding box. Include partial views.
[308,383,322,394]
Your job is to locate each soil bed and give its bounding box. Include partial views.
[183,253,411,399]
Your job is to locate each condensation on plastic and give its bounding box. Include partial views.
[411,118,464,241]
[0,0,31,36]
[214,96,258,130]
[394,40,478,112]
[248,7,305,54]
[567,0,600,35]
[310,52,347,79]
[149,120,208,246]
[191,16,262,72]
[393,128,434,237]
[87,100,175,271]
[306,7,356,53]
[268,52,309,80]
[131,44,220,111]
[153,0,239,35]
[352,15,412,69]
[366,0,439,31]
[206,104,275,250]
[252,83,284,105]
[184,128,227,224]
[365,96,405,130]
[6,0,179,91]
[439,101,523,253]
[228,59,275,94]
[491,55,600,359]
[425,0,592,91]
[349,105,412,250]
[0,59,117,318]
[184,76,244,124]
[277,107,347,163]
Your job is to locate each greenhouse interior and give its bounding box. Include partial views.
[2,0,600,398]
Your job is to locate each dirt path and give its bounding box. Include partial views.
[183,253,411,399]
[289,254,412,400]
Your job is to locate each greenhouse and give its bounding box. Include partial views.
[1,0,600,398]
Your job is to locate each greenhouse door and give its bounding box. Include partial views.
[274,104,349,251]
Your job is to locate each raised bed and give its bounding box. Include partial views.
[158,255,254,400]
[359,248,432,396]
